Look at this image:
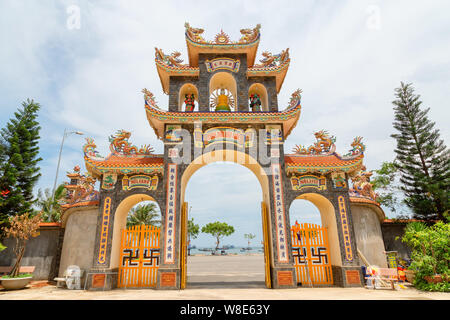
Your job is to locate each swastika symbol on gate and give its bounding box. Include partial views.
[310,247,328,265]
[292,247,307,265]
[143,249,160,266]
[122,249,139,267]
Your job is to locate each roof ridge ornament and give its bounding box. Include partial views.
[292,130,336,155]
[255,48,290,68]
[184,22,261,44]
[108,129,154,156]
[155,47,185,67]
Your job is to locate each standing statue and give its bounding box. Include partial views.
[184,93,195,112]
[249,93,261,112]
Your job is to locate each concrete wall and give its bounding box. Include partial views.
[351,203,388,268]
[0,224,62,280]
[59,206,99,278]
[381,222,412,261]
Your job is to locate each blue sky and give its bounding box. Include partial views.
[1,1,449,246]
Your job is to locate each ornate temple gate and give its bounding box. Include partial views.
[117,225,160,288]
[291,222,333,286]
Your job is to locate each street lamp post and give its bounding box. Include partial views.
[50,128,83,212]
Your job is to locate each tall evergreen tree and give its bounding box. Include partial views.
[0,99,42,231]
[391,82,450,221]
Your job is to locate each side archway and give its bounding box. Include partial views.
[109,193,161,269]
[290,193,342,266]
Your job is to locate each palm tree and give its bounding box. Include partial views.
[36,184,67,222]
[126,203,161,227]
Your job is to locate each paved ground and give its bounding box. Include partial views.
[0,255,448,300]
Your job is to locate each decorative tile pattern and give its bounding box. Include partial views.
[338,195,353,262]
[271,164,288,263]
[97,196,112,265]
[164,164,177,264]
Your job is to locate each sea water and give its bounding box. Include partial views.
[189,247,264,255]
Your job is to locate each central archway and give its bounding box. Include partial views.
[180,149,272,287]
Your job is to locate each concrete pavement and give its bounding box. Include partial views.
[0,254,448,300]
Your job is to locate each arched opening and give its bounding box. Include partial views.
[179,83,199,112]
[180,150,271,288]
[290,193,342,266]
[290,198,322,226]
[110,194,161,269]
[209,72,237,111]
[248,83,269,112]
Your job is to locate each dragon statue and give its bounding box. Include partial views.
[345,136,366,156]
[83,138,101,158]
[288,88,302,108]
[293,130,336,155]
[185,22,206,42]
[257,48,290,67]
[142,88,159,109]
[67,173,97,204]
[239,24,261,43]
[350,166,378,201]
[155,47,184,67]
[109,129,154,155]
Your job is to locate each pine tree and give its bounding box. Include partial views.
[0,99,42,231]
[391,82,450,221]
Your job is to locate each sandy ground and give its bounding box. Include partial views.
[0,255,448,300]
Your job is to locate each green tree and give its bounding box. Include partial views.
[391,82,450,221]
[36,184,67,222]
[126,203,161,227]
[244,233,256,248]
[187,217,200,256]
[201,221,235,254]
[371,161,410,218]
[0,99,42,233]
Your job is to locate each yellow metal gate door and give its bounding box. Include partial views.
[261,202,272,288]
[180,202,188,289]
[118,225,160,288]
[291,222,333,286]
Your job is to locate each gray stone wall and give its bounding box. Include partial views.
[59,207,99,279]
[351,203,387,267]
[381,222,412,262]
[0,224,62,280]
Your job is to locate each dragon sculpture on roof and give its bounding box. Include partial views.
[257,48,290,68]
[184,22,206,42]
[109,130,154,156]
[155,47,184,67]
[293,130,336,155]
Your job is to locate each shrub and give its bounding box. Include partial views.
[401,221,449,292]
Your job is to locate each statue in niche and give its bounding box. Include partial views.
[249,93,262,112]
[184,93,195,112]
[215,88,232,111]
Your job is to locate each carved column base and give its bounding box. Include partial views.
[84,268,118,291]
[270,265,297,289]
[332,265,364,287]
[156,268,181,290]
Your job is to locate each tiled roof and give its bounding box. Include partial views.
[85,154,164,168]
[284,153,364,173]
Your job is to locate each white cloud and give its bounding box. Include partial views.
[0,0,449,222]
